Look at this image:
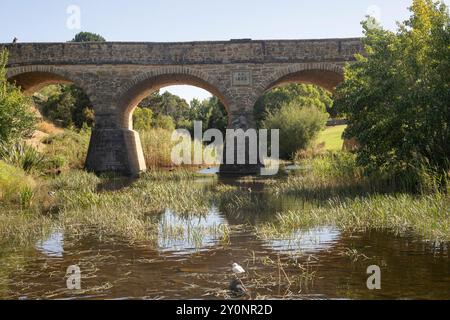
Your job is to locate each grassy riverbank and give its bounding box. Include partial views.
[0,128,448,248]
[258,153,450,242]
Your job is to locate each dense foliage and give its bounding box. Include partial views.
[133,107,153,131]
[0,50,36,143]
[255,84,334,127]
[335,0,450,179]
[186,96,228,134]
[135,91,228,134]
[36,85,95,129]
[263,102,328,159]
[139,91,190,124]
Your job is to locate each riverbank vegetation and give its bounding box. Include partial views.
[334,0,450,184]
[258,153,449,242]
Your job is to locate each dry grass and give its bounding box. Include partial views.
[36,121,63,135]
[139,128,175,168]
[41,129,91,171]
[139,128,215,169]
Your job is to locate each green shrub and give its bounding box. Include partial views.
[133,107,153,131]
[254,83,334,126]
[39,84,94,129]
[45,155,67,170]
[263,102,328,159]
[308,152,362,182]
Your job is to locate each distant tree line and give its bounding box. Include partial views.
[133,91,228,134]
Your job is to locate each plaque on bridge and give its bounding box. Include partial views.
[232,71,252,86]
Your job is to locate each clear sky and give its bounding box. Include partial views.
[1,0,446,101]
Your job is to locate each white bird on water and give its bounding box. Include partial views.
[232,263,245,274]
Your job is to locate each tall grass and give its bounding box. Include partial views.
[139,128,215,169]
[283,152,447,200]
[139,128,174,168]
[48,170,215,243]
[0,160,36,205]
[260,152,450,241]
[0,161,55,248]
[42,129,91,170]
[257,192,450,242]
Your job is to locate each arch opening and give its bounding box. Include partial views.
[254,68,345,160]
[118,73,229,169]
[8,71,96,171]
[119,73,230,130]
[8,71,96,130]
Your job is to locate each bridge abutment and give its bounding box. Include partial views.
[86,128,146,176]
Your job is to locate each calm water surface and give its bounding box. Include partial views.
[0,174,448,300]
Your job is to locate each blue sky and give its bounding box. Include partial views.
[1,0,446,101]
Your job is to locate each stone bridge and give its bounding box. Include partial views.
[2,38,363,175]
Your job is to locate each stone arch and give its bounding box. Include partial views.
[116,66,231,129]
[256,63,344,98]
[7,65,97,130]
[7,65,93,97]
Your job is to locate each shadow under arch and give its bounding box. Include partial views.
[8,71,74,95]
[257,63,344,95]
[6,66,92,98]
[117,69,231,130]
[7,68,96,123]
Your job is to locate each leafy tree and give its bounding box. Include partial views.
[139,91,190,123]
[0,50,36,143]
[255,84,334,126]
[204,97,228,133]
[176,119,194,132]
[40,84,94,129]
[70,32,106,42]
[263,102,328,160]
[335,0,450,178]
[188,97,228,134]
[133,107,153,131]
[154,114,176,131]
[139,91,228,133]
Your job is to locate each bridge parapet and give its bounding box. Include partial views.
[1,38,363,67]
